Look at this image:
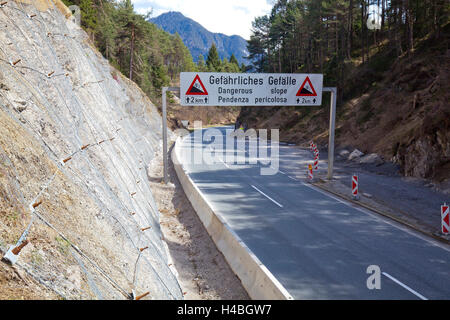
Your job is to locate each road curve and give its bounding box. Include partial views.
[177,127,450,300]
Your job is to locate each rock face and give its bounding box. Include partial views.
[348,149,365,161]
[0,1,181,299]
[395,131,450,180]
[359,153,384,166]
[338,149,350,158]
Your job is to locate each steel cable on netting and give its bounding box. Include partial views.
[0,4,84,141]
[0,6,132,299]
[42,3,182,298]
[0,1,182,299]
[0,124,132,299]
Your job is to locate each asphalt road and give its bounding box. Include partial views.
[177,126,450,300]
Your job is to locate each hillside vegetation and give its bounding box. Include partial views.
[151,11,249,66]
[62,0,196,101]
[62,1,243,126]
[239,0,449,182]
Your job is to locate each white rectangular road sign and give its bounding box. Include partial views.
[180,72,323,106]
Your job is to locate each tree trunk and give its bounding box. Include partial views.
[408,0,414,52]
[347,0,353,59]
[361,1,365,64]
[129,24,135,81]
[335,15,339,59]
[396,0,404,56]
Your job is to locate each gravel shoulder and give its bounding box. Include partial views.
[278,145,450,242]
[147,144,249,300]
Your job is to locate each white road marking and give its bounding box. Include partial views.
[218,156,230,169]
[302,179,450,252]
[251,185,284,208]
[382,272,428,300]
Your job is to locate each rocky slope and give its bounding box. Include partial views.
[0,0,182,299]
[238,24,450,188]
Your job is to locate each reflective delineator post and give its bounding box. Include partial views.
[313,154,319,171]
[307,164,313,182]
[442,203,449,235]
[352,174,359,200]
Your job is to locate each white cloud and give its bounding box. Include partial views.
[132,0,272,40]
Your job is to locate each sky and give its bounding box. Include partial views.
[131,0,273,40]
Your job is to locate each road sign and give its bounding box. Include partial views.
[442,204,449,234]
[180,72,323,106]
[296,76,317,97]
[352,174,359,200]
[186,74,208,95]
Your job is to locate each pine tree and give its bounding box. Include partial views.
[79,0,97,39]
[197,55,206,71]
[64,0,203,101]
[206,43,221,71]
[116,0,147,81]
[229,54,239,67]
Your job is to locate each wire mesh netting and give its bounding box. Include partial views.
[0,0,181,300]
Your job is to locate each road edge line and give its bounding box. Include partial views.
[172,136,294,300]
[311,179,450,245]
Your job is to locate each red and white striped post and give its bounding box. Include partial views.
[313,146,319,156]
[352,174,359,200]
[307,164,314,182]
[313,154,319,171]
[442,203,449,235]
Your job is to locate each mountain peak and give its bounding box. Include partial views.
[150,12,248,65]
[158,11,185,18]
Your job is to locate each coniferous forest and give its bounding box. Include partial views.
[62,0,243,102]
[247,0,449,93]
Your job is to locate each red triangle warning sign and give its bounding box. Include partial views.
[186,75,208,96]
[296,76,317,97]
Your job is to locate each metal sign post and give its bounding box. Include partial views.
[162,87,180,184]
[323,87,337,180]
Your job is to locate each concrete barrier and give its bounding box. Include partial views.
[172,136,293,300]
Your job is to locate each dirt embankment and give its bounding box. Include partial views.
[238,25,450,185]
[147,147,249,300]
